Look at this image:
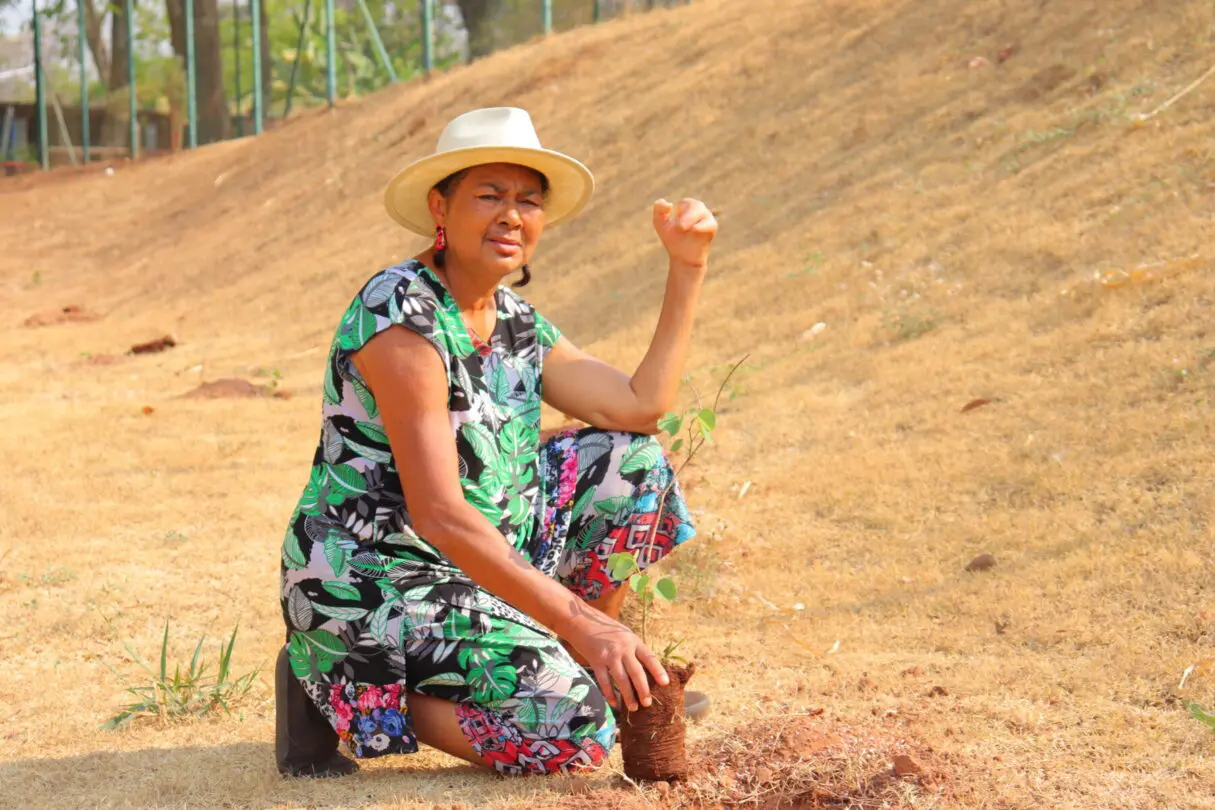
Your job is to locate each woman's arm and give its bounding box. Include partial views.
[542,198,717,434]
[353,327,666,712]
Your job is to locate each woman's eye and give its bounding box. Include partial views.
[479,194,500,202]
[521,199,541,208]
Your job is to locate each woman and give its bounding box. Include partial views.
[277,107,716,778]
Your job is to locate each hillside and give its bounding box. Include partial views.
[1,0,1213,807]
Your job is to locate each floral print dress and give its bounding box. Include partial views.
[280,260,696,774]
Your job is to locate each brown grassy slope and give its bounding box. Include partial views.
[1,0,1214,807]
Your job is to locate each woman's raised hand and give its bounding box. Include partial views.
[653,198,717,271]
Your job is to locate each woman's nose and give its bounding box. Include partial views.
[499,203,522,227]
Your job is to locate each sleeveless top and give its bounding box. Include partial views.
[281,259,562,578]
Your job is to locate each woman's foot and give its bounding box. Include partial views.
[275,647,359,778]
[279,752,360,778]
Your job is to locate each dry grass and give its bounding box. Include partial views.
[2,0,1214,806]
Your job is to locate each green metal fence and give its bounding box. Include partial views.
[9,0,688,171]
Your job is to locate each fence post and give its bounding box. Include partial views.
[252,0,263,134]
[593,0,601,23]
[421,0,433,74]
[32,0,48,169]
[357,0,397,82]
[186,0,197,147]
[325,0,337,107]
[125,0,137,157]
[542,0,552,35]
[75,0,90,161]
[233,0,244,136]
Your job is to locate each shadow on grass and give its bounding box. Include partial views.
[0,741,521,809]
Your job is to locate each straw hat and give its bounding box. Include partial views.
[383,107,595,236]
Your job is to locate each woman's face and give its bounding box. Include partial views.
[429,163,547,277]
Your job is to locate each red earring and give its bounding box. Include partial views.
[434,226,447,252]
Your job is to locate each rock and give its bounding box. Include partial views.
[965,553,997,572]
[652,780,671,797]
[130,335,177,355]
[968,56,991,69]
[755,766,774,783]
[901,666,923,677]
[893,754,923,777]
[928,685,949,697]
[997,44,1016,64]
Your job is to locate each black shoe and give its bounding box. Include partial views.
[275,647,359,778]
[684,690,711,722]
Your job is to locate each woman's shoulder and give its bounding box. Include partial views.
[353,259,442,313]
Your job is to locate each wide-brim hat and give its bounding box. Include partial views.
[383,107,595,236]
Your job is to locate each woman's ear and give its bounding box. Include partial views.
[426,188,446,228]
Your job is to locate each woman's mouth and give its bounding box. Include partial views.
[488,237,522,256]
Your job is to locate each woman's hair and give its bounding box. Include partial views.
[431,168,550,288]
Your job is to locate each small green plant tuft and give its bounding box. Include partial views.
[103,619,262,730]
[1186,701,1215,733]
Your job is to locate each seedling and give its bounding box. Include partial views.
[607,354,749,650]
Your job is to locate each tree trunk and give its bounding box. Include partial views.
[101,2,131,146]
[80,0,110,81]
[166,0,230,143]
[455,0,502,61]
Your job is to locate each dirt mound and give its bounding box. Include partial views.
[676,713,953,808]
[22,305,101,327]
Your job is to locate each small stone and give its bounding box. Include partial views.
[653,780,671,796]
[901,666,923,677]
[968,56,991,69]
[893,754,923,777]
[928,685,949,697]
[755,766,774,783]
[965,553,997,573]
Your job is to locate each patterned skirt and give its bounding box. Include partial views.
[279,428,696,775]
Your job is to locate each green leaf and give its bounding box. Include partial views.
[619,438,662,475]
[323,536,350,577]
[322,362,341,406]
[282,529,307,570]
[671,439,684,453]
[351,377,379,419]
[654,577,678,602]
[656,413,682,436]
[287,630,346,678]
[570,486,597,520]
[368,600,395,646]
[325,464,368,501]
[608,552,639,580]
[697,408,717,431]
[415,672,468,690]
[313,604,370,622]
[593,495,634,518]
[468,663,518,704]
[342,437,393,464]
[354,420,389,445]
[322,580,361,601]
[630,573,651,594]
[461,422,500,468]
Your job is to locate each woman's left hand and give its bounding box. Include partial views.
[653,198,717,271]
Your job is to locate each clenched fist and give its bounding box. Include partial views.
[653,198,717,271]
